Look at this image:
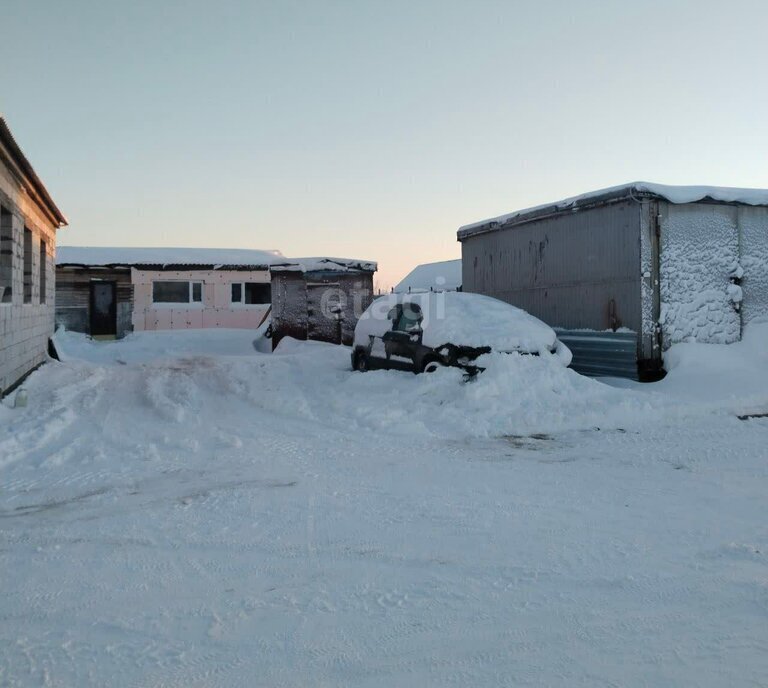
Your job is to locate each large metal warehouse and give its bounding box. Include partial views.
[458,182,768,379]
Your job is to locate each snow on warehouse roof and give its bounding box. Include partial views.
[393,259,462,293]
[457,182,768,239]
[57,248,377,272]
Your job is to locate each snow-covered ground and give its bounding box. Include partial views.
[1,326,767,687]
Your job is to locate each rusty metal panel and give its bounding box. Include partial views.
[461,199,643,334]
[270,272,308,347]
[270,271,374,348]
[307,279,342,344]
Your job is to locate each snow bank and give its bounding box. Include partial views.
[337,351,662,438]
[45,322,766,444]
[43,330,653,439]
[656,319,768,414]
[51,328,264,364]
[354,292,560,354]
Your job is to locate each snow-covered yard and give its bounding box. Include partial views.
[1,327,767,687]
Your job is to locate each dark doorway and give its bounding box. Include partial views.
[90,281,117,336]
[307,282,342,344]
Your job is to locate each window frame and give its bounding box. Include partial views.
[230,281,271,307]
[151,280,204,307]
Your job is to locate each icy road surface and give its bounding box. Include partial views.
[1,329,767,687]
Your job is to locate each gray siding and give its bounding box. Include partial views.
[462,200,643,334]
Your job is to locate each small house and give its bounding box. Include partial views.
[56,247,280,338]
[0,116,67,396]
[458,182,768,379]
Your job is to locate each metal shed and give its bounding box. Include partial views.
[458,183,768,379]
[269,258,376,349]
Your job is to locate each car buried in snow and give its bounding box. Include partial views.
[351,291,572,375]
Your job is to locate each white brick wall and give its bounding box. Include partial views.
[0,198,57,396]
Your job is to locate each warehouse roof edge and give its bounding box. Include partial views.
[458,182,768,240]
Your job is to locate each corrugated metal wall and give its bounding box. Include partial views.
[555,329,639,380]
[462,200,644,333]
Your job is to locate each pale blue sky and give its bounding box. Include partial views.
[2,0,767,288]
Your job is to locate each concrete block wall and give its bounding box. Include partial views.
[0,194,57,396]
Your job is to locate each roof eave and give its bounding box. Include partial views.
[0,116,68,228]
[457,187,663,241]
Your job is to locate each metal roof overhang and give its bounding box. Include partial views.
[0,116,68,228]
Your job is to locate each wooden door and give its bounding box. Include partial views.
[90,281,117,336]
[306,282,342,344]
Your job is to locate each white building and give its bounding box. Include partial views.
[55,247,280,337]
[0,116,67,396]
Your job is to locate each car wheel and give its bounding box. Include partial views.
[422,359,445,373]
[353,351,369,372]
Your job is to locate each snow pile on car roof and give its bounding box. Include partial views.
[355,292,558,353]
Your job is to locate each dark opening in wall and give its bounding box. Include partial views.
[23,227,32,304]
[0,206,12,303]
[39,240,47,304]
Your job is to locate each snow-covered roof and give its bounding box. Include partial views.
[57,246,284,268]
[269,257,377,273]
[56,246,377,273]
[393,259,462,293]
[458,182,768,239]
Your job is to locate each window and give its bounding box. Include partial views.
[152,281,203,304]
[0,206,12,304]
[39,240,47,304]
[231,282,270,305]
[393,303,422,333]
[23,228,32,304]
